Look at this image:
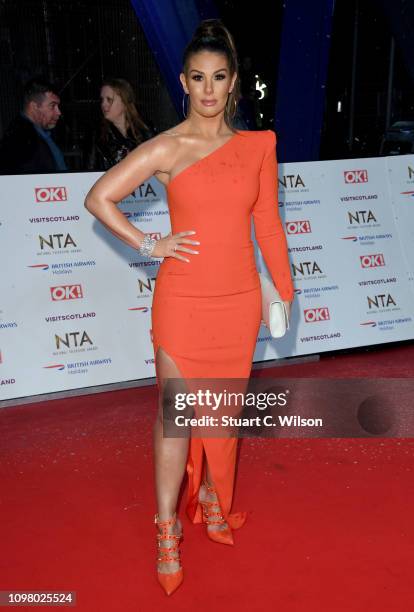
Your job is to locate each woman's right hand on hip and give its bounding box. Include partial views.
[152,230,200,262]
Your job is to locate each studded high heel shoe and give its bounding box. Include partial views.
[199,480,234,546]
[154,513,183,596]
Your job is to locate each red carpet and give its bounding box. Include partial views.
[1,343,413,611]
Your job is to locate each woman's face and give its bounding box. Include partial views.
[100,85,125,123]
[180,51,237,120]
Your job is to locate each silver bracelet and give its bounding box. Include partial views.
[138,234,157,257]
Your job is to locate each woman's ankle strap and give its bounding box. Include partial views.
[154,512,177,527]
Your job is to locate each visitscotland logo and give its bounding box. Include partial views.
[35,187,67,202]
[45,312,95,323]
[29,215,79,223]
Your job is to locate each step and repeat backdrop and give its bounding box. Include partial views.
[1,154,414,401]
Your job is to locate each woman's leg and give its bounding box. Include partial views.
[199,453,230,533]
[153,347,189,573]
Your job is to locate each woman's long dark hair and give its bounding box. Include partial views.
[100,78,150,144]
[182,19,240,130]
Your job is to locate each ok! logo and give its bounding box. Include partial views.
[360,254,385,268]
[285,220,312,235]
[50,285,83,301]
[35,187,67,202]
[304,307,330,323]
[343,170,368,184]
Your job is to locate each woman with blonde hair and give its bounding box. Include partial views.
[87,77,153,170]
[85,19,293,596]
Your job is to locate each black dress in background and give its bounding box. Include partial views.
[86,122,154,171]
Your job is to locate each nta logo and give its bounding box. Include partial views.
[279,174,305,189]
[348,210,377,224]
[304,307,330,322]
[360,254,385,268]
[344,170,368,184]
[138,277,156,293]
[367,294,396,309]
[285,220,311,235]
[50,285,83,301]
[131,183,157,199]
[55,331,92,349]
[39,233,76,250]
[35,187,67,202]
[292,261,322,277]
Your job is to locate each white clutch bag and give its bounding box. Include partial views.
[259,273,290,338]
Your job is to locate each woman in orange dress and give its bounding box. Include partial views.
[85,19,294,596]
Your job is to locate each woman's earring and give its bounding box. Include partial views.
[182,92,189,118]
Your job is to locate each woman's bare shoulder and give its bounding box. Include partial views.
[137,131,180,155]
[120,130,182,182]
[138,126,188,161]
[147,125,189,183]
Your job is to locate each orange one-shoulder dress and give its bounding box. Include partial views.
[151,129,294,528]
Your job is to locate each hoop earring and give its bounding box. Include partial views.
[182,92,189,118]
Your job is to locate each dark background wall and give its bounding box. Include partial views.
[321,0,414,159]
[0,0,178,170]
[0,0,413,167]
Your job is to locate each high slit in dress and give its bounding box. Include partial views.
[151,129,294,528]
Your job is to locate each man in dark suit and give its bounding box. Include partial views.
[0,78,67,174]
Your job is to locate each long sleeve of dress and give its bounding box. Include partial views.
[252,130,294,302]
